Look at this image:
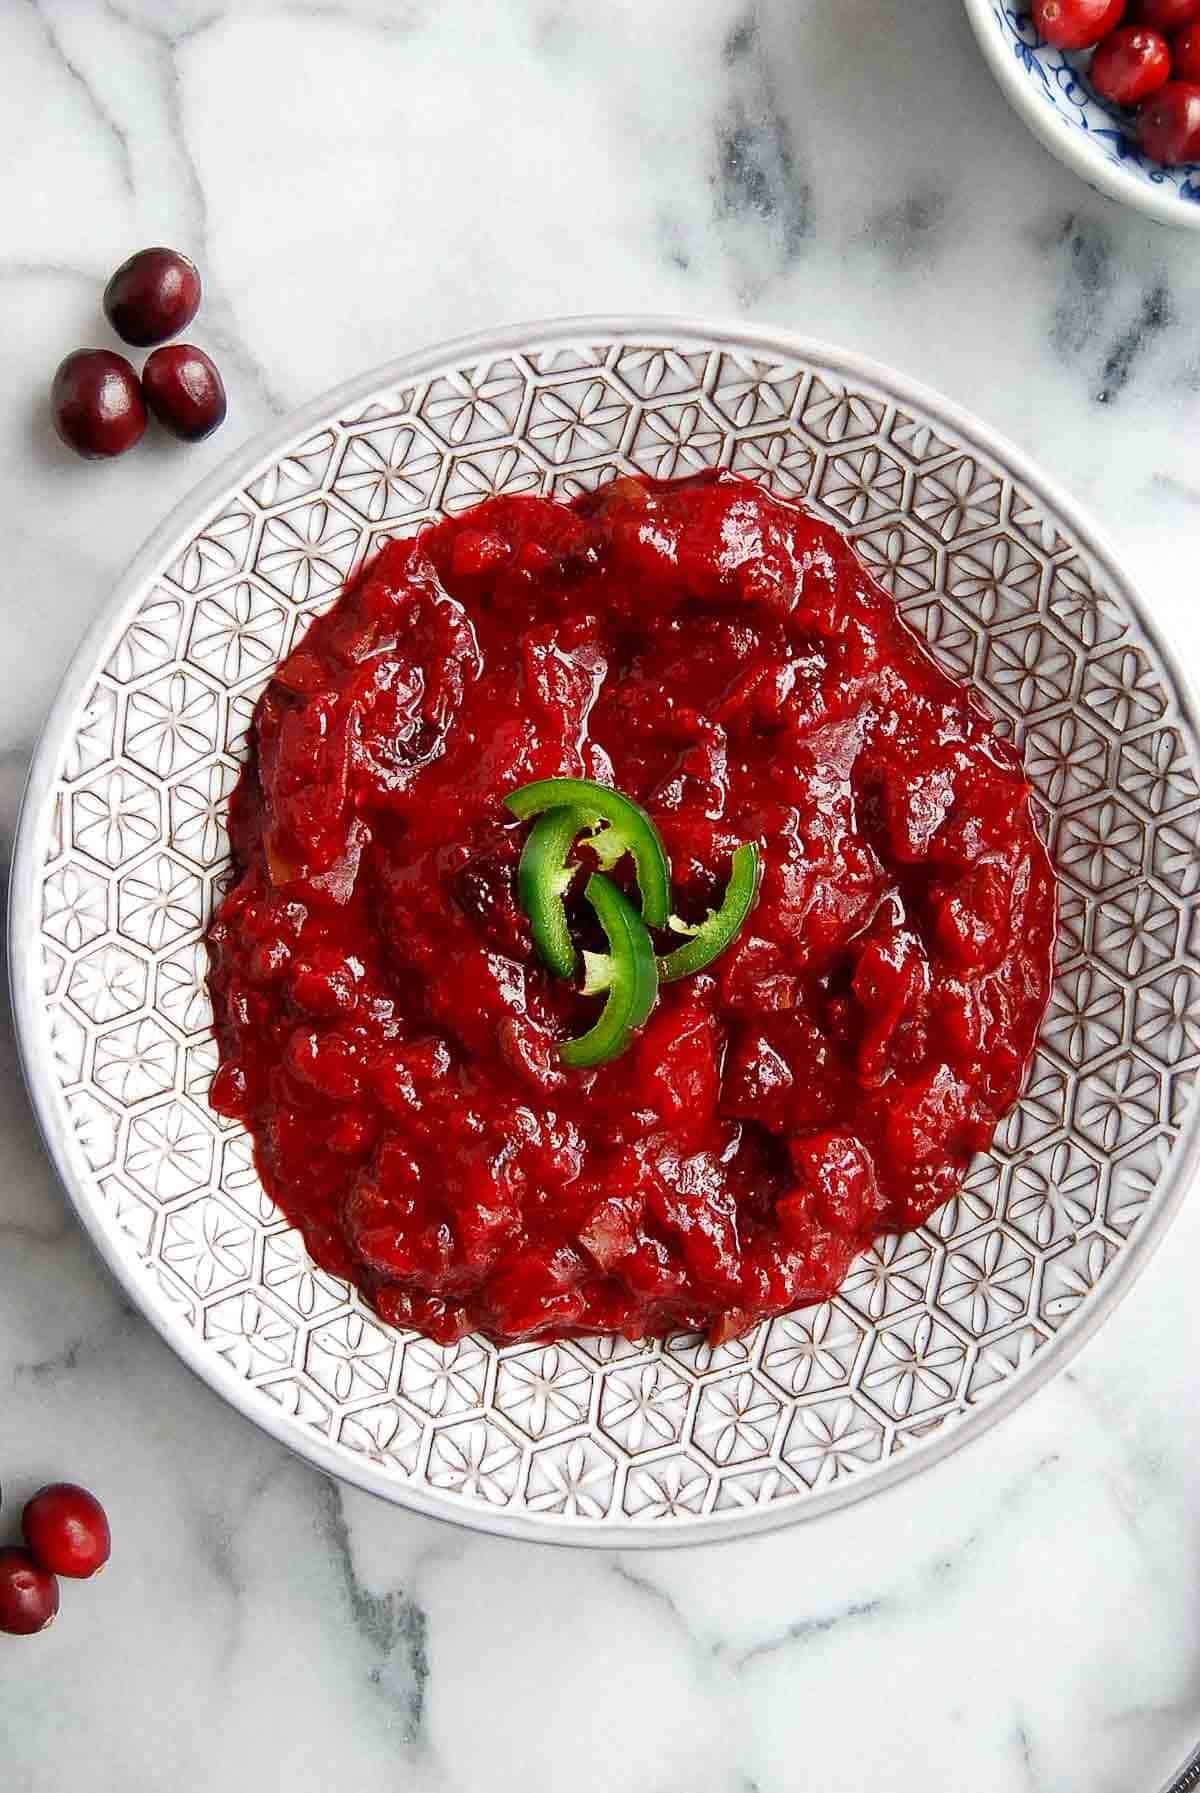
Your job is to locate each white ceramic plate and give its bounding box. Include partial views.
[11,318,1200,1545]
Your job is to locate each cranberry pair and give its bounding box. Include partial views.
[0,1484,110,1637]
[52,248,226,460]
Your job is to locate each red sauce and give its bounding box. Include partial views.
[206,473,1056,1346]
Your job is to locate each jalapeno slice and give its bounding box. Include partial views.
[505,777,671,930]
[657,843,762,983]
[507,779,763,1069]
[517,804,593,979]
[560,874,659,1069]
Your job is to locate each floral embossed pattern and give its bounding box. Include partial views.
[15,326,1200,1543]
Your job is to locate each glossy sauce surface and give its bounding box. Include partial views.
[206,473,1057,1345]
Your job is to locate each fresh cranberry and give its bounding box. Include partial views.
[141,345,227,442]
[51,349,146,460]
[1033,0,1127,49]
[0,1549,59,1635]
[1090,25,1171,102]
[1130,0,1200,28]
[22,1483,111,1580]
[1173,22,1200,76]
[1137,78,1200,157]
[103,247,201,347]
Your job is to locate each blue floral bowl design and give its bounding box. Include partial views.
[963,0,1200,230]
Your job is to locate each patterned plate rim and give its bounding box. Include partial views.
[10,314,1200,1547]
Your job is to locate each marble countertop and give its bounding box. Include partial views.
[2,1,1199,1788]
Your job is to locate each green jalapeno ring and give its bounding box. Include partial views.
[517,804,593,980]
[505,777,671,930]
[657,842,762,983]
[559,873,660,1069]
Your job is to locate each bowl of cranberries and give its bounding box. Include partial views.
[963,0,1200,227]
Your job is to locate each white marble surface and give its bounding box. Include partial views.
[1,0,1199,1787]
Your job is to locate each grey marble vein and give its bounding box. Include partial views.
[1049,213,1116,361]
[1095,280,1173,405]
[1153,472,1200,507]
[0,260,100,285]
[12,1309,139,1384]
[864,187,950,271]
[0,1214,75,1248]
[321,1481,431,1746]
[714,8,812,300]
[1015,1721,1040,1793]
[731,1596,886,1672]
[28,0,136,197]
[609,1554,705,1646]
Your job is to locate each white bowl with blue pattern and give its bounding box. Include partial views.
[964,1,1200,230]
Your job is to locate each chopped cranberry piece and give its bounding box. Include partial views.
[787,1132,882,1236]
[930,863,1009,973]
[288,947,360,1017]
[284,1028,362,1100]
